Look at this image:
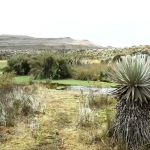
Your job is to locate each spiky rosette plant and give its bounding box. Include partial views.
[109,55,150,149]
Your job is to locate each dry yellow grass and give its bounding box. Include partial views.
[0,60,7,62]
[0,60,7,70]
[0,85,115,150]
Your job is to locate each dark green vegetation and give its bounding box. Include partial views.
[4,53,72,80]
[5,56,30,75]
[29,53,71,79]
[3,52,111,86]
[109,55,150,149]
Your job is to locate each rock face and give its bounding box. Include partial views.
[0,35,102,50]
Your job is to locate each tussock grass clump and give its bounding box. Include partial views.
[0,73,41,126]
[76,87,117,149]
[77,103,95,127]
[0,86,41,126]
[85,89,113,109]
[77,88,115,130]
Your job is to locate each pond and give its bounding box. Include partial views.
[68,86,115,94]
[55,84,115,95]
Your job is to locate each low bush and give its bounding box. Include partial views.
[0,86,41,126]
[29,54,56,79]
[4,55,30,75]
[72,64,109,82]
[0,71,15,87]
[0,73,41,126]
[77,103,95,127]
[29,53,72,79]
[72,64,100,81]
[77,87,116,149]
[85,89,112,109]
[4,53,72,80]
[53,56,72,79]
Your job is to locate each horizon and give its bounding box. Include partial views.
[0,34,148,48]
[0,0,150,47]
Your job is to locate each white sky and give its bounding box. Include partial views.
[0,0,150,47]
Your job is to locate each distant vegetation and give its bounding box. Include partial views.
[72,64,109,82]
[1,44,150,149]
[4,53,71,79]
[4,55,30,75]
[3,52,111,83]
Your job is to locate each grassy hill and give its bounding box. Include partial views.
[0,35,102,50]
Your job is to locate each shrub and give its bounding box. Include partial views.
[0,73,41,126]
[29,54,56,79]
[85,89,112,109]
[72,64,109,81]
[72,64,101,81]
[29,53,72,79]
[4,55,30,75]
[0,71,15,87]
[0,86,41,126]
[53,56,72,79]
[77,103,95,127]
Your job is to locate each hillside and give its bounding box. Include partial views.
[0,35,102,50]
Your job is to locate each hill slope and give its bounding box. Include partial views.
[0,35,102,50]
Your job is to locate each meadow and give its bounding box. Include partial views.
[0,85,116,150]
[14,76,115,87]
[0,58,115,87]
[0,54,117,150]
[1,51,150,150]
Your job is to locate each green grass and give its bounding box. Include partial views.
[52,79,116,87]
[14,76,116,87]
[1,60,115,87]
[0,60,7,70]
[14,76,31,82]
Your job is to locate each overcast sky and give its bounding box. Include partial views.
[0,0,150,47]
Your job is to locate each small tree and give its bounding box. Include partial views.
[29,53,72,79]
[29,54,56,79]
[53,56,71,79]
[5,55,30,75]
